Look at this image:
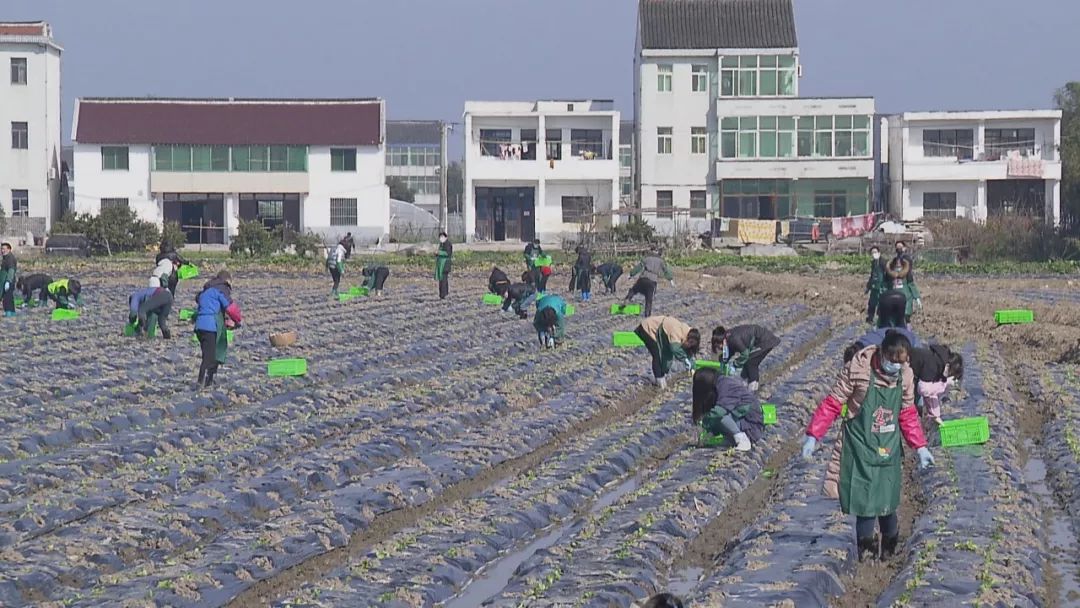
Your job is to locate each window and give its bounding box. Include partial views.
[571,129,604,159]
[561,196,594,223]
[546,129,562,161]
[691,65,708,92]
[691,127,707,154]
[722,179,791,219]
[690,190,708,218]
[726,115,864,159]
[479,129,512,158]
[258,199,284,228]
[620,145,632,168]
[192,146,230,171]
[813,190,847,218]
[10,58,27,85]
[331,148,358,171]
[11,122,28,149]
[11,190,29,217]
[101,146,129,171]
[656,190,673,219]
[403,175,440,195]
[657,65,672,92]
[330,198,358,226]
[100,198,129,211]
[923,192,957,219]
[985,128,1036,159]
[923,129,974,159]
[287,146,308,171]
[621,177,632,197]
[657,127,673,154]
[738,117,757,158]
[720,55,796,97]
[721,117,738,159]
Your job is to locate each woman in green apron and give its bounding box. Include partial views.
[435,232,452,300]
[801,331,934,561]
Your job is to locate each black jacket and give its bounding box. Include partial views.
[910,344,951,383]
[726,325,780,357]
[17,273,51,292]
[489,267,510,292]
[505,282,535,302]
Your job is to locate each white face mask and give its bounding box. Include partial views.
[439,237,447,243]
[871,252,881,260]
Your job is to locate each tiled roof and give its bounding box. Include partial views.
[387,121,442,146]
[0,22,49,36]
[639,0,797,50]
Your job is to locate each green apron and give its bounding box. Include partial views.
[435,251,450,281]
[838,375,903,517]
[732,336,757,369]
[213,312,229,364]
[655,325,688,376]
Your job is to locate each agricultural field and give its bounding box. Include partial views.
[1,261,1079,607]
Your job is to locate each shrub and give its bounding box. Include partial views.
[286,229,326,258]
[612,215,657,243]
[925,216,1080,262]
[51,208,160,255]
[230,220,280,257]
[161,221,187,250]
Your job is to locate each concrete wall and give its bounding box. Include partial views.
[305,145,389,242]
[73,143,156,221]
[540,180,616,240]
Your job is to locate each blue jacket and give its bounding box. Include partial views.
[129,287,163,316]
[195,287,238,333]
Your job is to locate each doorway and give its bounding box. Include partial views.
[163,193,226,244]
[475,186,536,241]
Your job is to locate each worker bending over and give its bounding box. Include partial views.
[634,315,701,389]
[692,367,765,452]
[47,278,81,309]
[16,273,52,308]
[534,293,567,349]
[129,286,174,339]
[625,250,674,317]
[503,272,538,319]
[712,324,780,393]
[488,266,511,296]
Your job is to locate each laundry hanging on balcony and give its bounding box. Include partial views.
[1007,154,1043,178]
[831,213,878,239]
[737,219,778,245]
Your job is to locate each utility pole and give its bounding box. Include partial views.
[439,121,449,232]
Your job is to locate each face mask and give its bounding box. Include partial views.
[881,359,902,376]
[439,237,447,243]
[871,252,881,260]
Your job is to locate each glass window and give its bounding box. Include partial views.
[778,132,795,158]
[720,70,735,96]
[721,131,737,159]
[100,198,129,211]
[620,145,632,168]
[657,64,672,92]
[985,128,1036,158]
[853,132,870,157]
[561,196,594,223]
[571,129,604,159]
[269,146,289,171]
[814,131,833,157]
[192,146,212,171]
[213,146,231,171]
[759,130,777,158]
[248,146,268,171]
[691,127,707,154]
[331,148,358,172]
[330,198,358,226]
[231,146,250,171]
[286,146,307,171]
[835,131,853,157]
[257,199,284,228]
[721,56,739,68]
[621,177,632,197]
[11,190,29,217]
[691,65,708,92]
[923,129,974,159]
[739,132,756,158]
[690,190,708,218]
[11,122,28,149]
[480,129,511,157]
[101,146,129,171]
[546,128,562,161]
[721,117,739,130]
[172,145,192,171]
[656,190,673,219]
[738,69,757,96]
[657,127,673,154]
[923,192,957,219]
[10,58,27,85]
[155,146,172,171]
[814,191,847,218]
[853,115,870,129]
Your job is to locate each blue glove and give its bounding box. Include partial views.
[801,436,816,460]
[917,447,935,469]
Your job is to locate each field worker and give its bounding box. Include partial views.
[596,261,623,295]
[47,278,81,309]
[864,246,887,325]
[339,232,356,260]
[910,344,964,424]
[692,367,765,452]
[886,257,918,324]
[151,256,178,289]
[524,239,543,277]
[634,315,701,389]
[488,266,511,296]
[625,249,675,317]
[534,293,567,349]
[802,331,933,562]
[570,245,593,301]
[711,324,780,393]
[436,231,453,300]
[642,593,684,608]
[853,326,921,353]
[876,286,908,329]
[362,265,390,297]
[1,242,16,317]
[503,272,538,319]
[16,273,52,308]
[155,239,188,297]
[326,240,347,297]
[128,286,174,339]
[194,271,242,388]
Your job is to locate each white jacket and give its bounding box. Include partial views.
[150,258,173,287]
[327,244,347,266]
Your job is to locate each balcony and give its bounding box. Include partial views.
[470,138,617,182]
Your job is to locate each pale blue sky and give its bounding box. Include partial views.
[6,0,1078,156]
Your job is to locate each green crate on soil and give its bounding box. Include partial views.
[612,331,645,347]
[611,303,642,316]
[939,416,990,447]
[338,292,355,302]
[52,308,80,321]
[761,403,777,425]
[565,304,575,317]
[994,309,1034,325]
[482,293,503,305]
[177,264,199,280]
[178,308,196,321]
[349,286,369,297]
[268,358,307,377]
[123,323,137,337]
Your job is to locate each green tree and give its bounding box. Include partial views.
[230,220,280,257]
[387,176,415,203]
[1056,82,1080,232]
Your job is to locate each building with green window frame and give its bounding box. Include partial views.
[71,97,390,245]
[635,0,876,236]
[386,120,445,215]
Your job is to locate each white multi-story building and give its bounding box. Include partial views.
[386,120,443,214]
[463,100,620,243]
[0,21,62,239]
[72,98,390,244]
[619,119,635,210]
[635,0,876,234]
[885,110,1062,225]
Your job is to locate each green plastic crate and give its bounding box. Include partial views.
[535,255,553,268]
[698,429,728,448]
[123,322,137,337]
[613,331,645,347]
[482,293,503,305]
[52,308,80,321]
[939,416,990,447]
[268,358,307,377]
[694,360,724,371]
[338,292,355,302]
[177,264,199,280]
[349,286,370,297]
[994,309,1034,325]
[565,304,575,317]
[610,303,642,316]
[761,403,777,425]
[178,308,196,321]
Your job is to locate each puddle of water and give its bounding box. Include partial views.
[1023,441,1080,603]
[666,566,703,597]
[444,475,640,608]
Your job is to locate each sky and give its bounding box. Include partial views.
[5,0,1079,157]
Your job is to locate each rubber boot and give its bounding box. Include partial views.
[881,534,900,559]
[733,432,752,452]
[655,375,667,389]
[857,536,879,562]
